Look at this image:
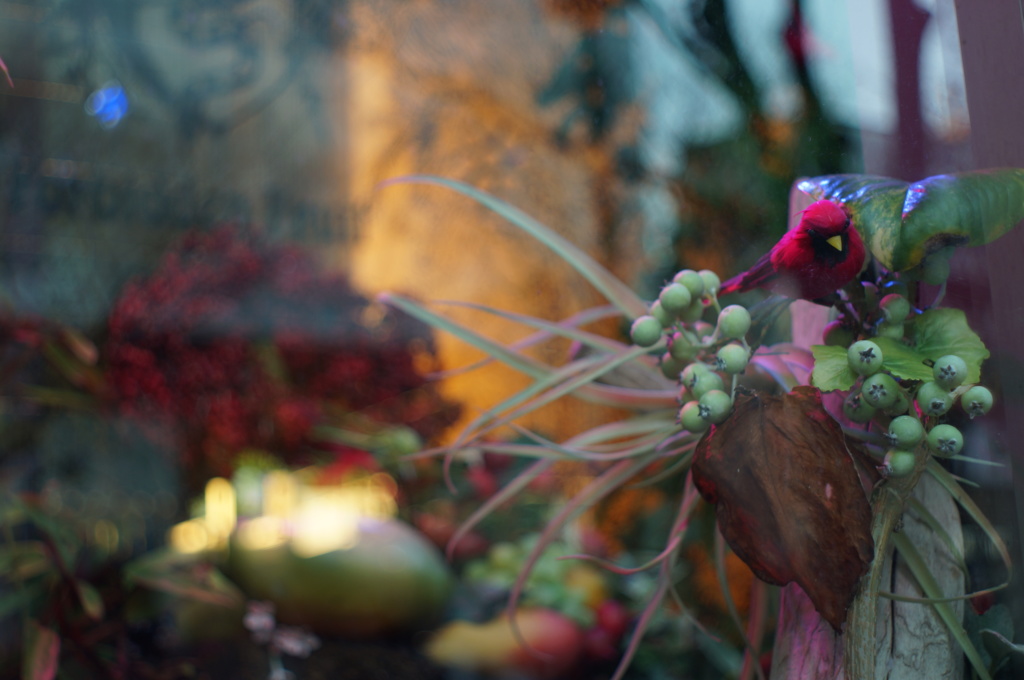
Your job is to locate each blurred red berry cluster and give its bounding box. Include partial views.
[103,225,460,483]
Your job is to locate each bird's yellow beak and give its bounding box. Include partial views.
[826,234,843,251]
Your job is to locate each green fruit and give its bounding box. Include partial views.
[668,332,699,361]
[672,269,705,298]
[843,392,877,423]
[717,305,751,340]
[961,385,994,418]
[649,300,674,328]
[690,371,725,400]
[658,282,693,314]
[887,415,925,448]
[715,343,749,375]
[884,389,910,416]
[698,270,721,297]
[679,400,709,432]
[883,448,918,477]
[927,424,964,457]
[680,362,712,389]
[678,298,706,323]
[848,340,883,376]
[861,373,899,409]
[822,320,855,347]
[698,389,733,424]
[932,355,968,390]
[879,294,911,323]
[693,320,714,335]
[659,354,687,381]
[630,316,664,348]
[916,381,953,416]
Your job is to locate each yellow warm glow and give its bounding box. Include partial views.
[263,470,298,518]
[234,515,288,551]
[289,473,398,557]
[204,477,236,547]
[171,470,400,557]
[169,519,211,554]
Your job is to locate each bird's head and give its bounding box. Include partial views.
[800,200,852,255]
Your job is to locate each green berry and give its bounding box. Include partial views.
[879,294,911,323]
[649,300,674,328]
[932,355,968,390]
[659,354,687,381]
[961,385,994,418]
[690,370,725,400]
[680,362,712,389]
[926,424,964,457]
[668,332,698,361]
[693,321,715,340]
[673,269,705,298]
[887,415,925,448]
[916,381,953,416]
[630,316,664,347]
[822,320,855,347]
[884,389,910,416]
[698,389,733,424]
[678,298,706,323]
[658,282,693,314]
[843,392,877,423]
[698,270,721,297]
[861,373,899,409]
[848,340,883,376]
[883,448,918,477]
[715,343,750,375]
[717,305,751,340]
[876,322,904,340]
[679,400,709,432]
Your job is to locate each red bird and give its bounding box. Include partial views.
[718,200,866,302]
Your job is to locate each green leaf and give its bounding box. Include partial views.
[981,629,1024,673]
[22,620,59,680]
[797,169,1024,271]
[910,308,990,383]
[966,603,1014,670]
[125,550,244,608]
[74,581,104,621]
[810,345,856,391]
[873,337,932,381]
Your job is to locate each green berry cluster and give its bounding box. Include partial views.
[629,269,752,434]
[837,327,994,477]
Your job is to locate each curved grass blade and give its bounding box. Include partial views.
[432,299,632,354]
[445,458,554,561]
[891,531,993,680]
[714,527,766,680]
[461,344,653,443]
[433,304,624,378]
[905,496,969,575]
[927,460,1012,582]
[506,455,656,647]
[382,175,650,318]
[380,292,546,378]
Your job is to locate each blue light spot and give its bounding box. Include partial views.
[85,81,129,129]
